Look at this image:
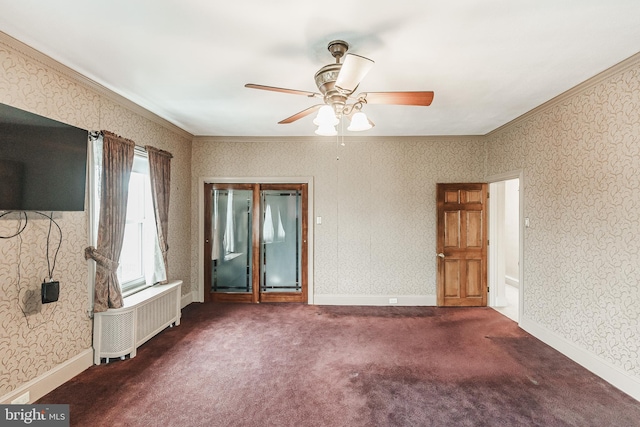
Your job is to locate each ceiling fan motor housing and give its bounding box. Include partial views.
[313,40,352,115]
[314,63,347,114]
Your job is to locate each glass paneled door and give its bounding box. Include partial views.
[204,183,308,303]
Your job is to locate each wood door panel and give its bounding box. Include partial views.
[437,183,488,307]
[444,211,461,248]
[211,293,253,303]
[465,189,483,203]
[444,260,461,297]
[445,190,460,203]
[466,259,482,298]
[466,211,483,248]
[259,293,306,303]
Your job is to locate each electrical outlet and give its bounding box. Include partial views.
[389,298,398,304]
[11,391,30,404]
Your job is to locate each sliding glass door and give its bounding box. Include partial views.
[204,183,307,303]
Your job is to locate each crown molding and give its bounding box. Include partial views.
[0,31,193,140]
[486,51,640,137]
[192,135,485,144]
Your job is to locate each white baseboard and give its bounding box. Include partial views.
[313,294,436,306]
[0,348,93,405]
[520,316,640,402]
[505,275,519,288]
[181,292,193,309]
[193,289,204,303]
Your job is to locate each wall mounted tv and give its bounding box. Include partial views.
[0,102,88,212]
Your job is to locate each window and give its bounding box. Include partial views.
[90,140,165,299]
[117,153,161,295]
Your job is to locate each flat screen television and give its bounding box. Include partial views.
[0,103,88,211]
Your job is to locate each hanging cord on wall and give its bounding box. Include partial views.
[40,211,62,282]
[1,211,62,328]
[16,230,58,329]
[0,211,28,238]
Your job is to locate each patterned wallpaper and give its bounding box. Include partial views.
[191,136,485,298]
[486,56,640,377]
[0,35,192,396]
[0,212,91,396]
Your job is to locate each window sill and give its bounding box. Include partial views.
[121,279,151,298]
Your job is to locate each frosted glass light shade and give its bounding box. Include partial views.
[313,105,339,126]
[315,124,337,136]
[347,112,372,131]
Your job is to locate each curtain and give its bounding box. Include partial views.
[145,145,172,283]
[85,131,135,312]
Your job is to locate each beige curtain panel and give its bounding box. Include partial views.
[145,145,173,282]
[85,131,135,312]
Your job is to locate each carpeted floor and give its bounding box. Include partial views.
[38,303,640,426]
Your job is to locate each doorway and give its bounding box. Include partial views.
[203,183,308,303]
[488,176,521,322]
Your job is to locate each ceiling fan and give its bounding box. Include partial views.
[245,40,434,135]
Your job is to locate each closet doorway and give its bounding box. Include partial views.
[203,183,308,303]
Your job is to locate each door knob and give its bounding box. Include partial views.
[437,253,445,258]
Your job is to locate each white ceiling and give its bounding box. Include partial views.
[1,1,639,137]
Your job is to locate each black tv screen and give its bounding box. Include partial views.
[0,103,88,211]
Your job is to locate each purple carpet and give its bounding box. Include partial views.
[38,303,640,426]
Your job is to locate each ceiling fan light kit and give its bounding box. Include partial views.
[313,105,339,126]
[245,40,434,135]
[347,111,372,131]
[314,123,338,136]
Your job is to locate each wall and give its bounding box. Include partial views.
[191,136,485,304]
[504,178,519,284]
[486,54,640,392]
[0,33,192,399]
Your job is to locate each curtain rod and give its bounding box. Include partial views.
[89,131,173,158]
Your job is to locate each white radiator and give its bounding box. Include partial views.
[93,280,182,365]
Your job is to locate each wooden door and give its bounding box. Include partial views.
[436,183,488,307]
[204,183,308,303]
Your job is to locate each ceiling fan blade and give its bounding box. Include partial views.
[245,84,321,98]
[278,104,323,124]
[335,54,375,93]
[361,91,434,106]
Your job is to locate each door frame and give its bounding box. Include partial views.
[197,176,314,304]
[486,170,524,324]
